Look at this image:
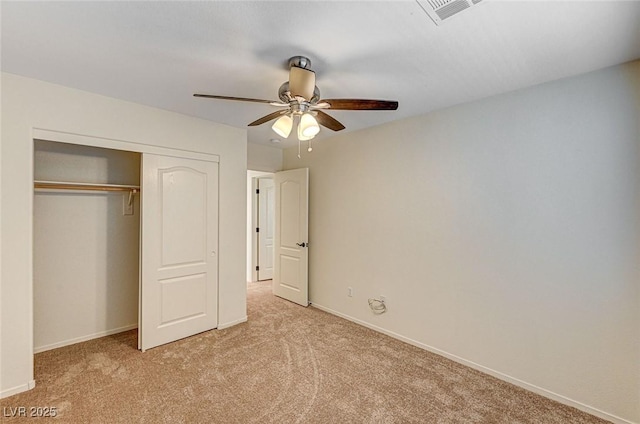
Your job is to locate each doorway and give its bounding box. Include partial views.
[246,168,309,306]
[246,170,275,282]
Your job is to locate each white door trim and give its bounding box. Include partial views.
[247,171,274,283]
[32,128,220,163]
[250,177,259,283]
[257,177,275,281]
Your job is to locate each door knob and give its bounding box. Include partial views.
[296,242,307,248]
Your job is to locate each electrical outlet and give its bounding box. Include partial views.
[348,287,353,297]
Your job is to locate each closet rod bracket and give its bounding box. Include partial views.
[128,189,137,207]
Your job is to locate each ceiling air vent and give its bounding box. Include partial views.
[416,0,483,25]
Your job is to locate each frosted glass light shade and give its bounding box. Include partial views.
[297,123,315,141]
[272,115,293,138]
[299,113,320,138]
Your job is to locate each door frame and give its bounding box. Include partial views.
[32,129,220,162]
[247,170,273,282]
[31,128,220,352]
[257,177,275,281]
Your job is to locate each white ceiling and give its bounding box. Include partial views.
[2,1,640,149]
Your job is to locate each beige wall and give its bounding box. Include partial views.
[247,142,283,172]
[284,61,640,423]
[0,72,248,397]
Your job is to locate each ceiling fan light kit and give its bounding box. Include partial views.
[194,55,399,155]
[272,114,293,138]
[299,113,320,138]
[297,121,314,142]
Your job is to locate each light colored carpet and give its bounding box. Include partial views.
[1,280,609,423]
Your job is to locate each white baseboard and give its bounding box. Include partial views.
[0,380,36,399]
[310,302,635,424]
[218,316,248,330]
[34,324,138,354]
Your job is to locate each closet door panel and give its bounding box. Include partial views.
[160,167,207,267]
[141,154,218,351]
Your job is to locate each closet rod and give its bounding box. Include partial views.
[34,180,141,192]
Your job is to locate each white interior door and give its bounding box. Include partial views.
[140,153,218,351]
[258,178,275,281]
[273,168,309,306]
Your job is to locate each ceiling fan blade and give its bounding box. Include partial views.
[315,111,346,132]
[289,67,316,100]
[320,99,399,110]
[248,110,288,127]
[310,102,331,109]
[193,94,278,104]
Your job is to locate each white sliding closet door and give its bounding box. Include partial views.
[140,154,219,351]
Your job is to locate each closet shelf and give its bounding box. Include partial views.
[34,180,140,192]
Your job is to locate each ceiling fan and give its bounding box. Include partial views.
[194,56,398,145]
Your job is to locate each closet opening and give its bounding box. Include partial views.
[33,140,141,353]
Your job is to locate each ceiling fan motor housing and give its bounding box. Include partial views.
[278,82,321,105]
[288,56,312,70]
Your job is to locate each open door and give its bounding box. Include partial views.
[258,178,275,280]
[140,153,218,351]
[273,168,309,306]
